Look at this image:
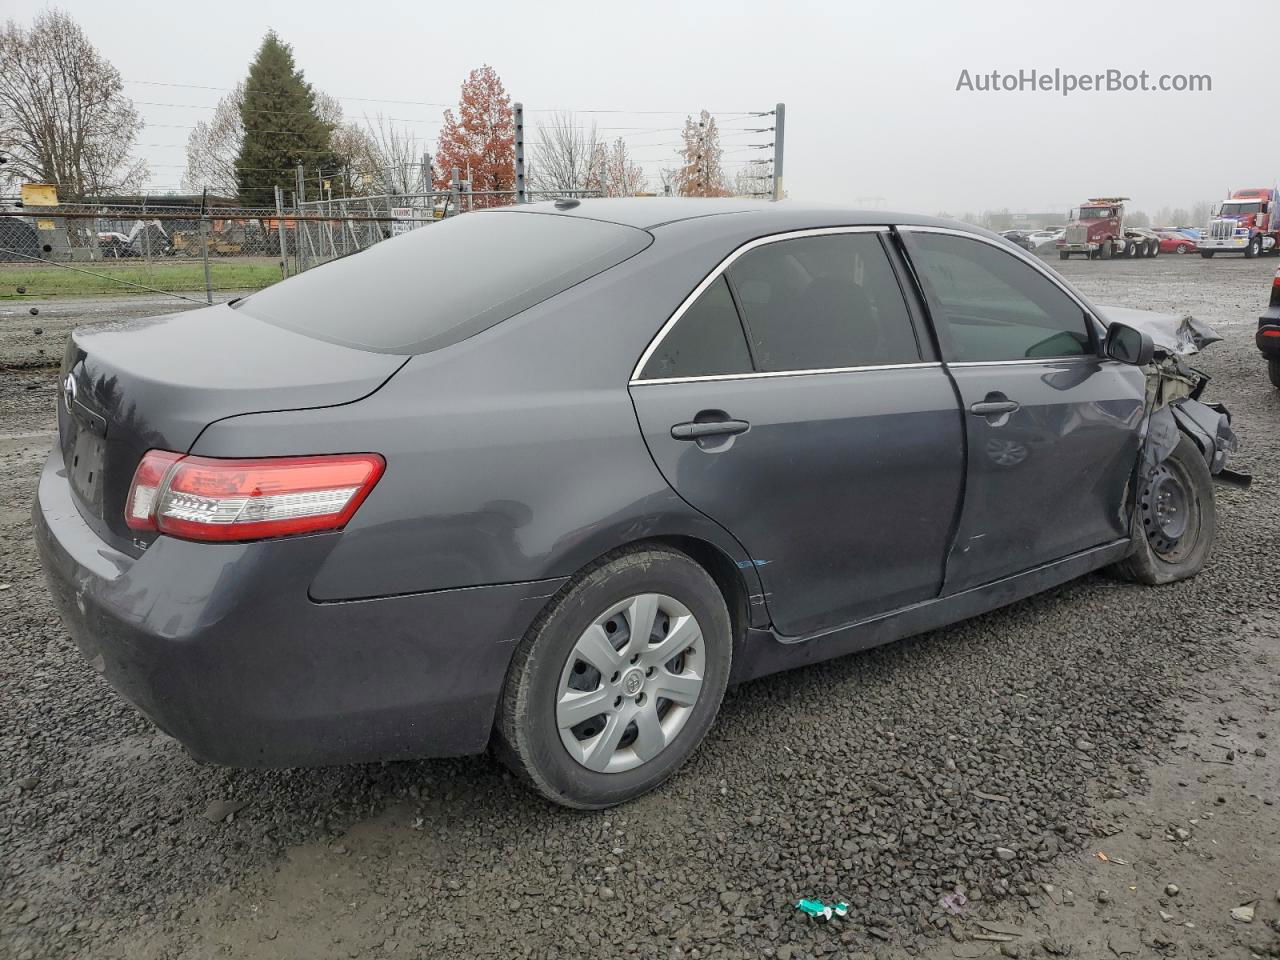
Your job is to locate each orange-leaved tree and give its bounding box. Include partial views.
[433,66,515,208]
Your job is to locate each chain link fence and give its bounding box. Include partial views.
[0,188,607,301]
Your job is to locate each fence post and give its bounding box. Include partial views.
[450,167,461,217]
[142,196,151,262]
[274,185,289,279]
[294,165,308,271]
[200,189,212,305]
[514,102,526,204]
[772,103,786,202]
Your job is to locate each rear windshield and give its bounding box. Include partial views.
[235,211,652,354]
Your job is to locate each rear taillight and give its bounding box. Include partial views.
[124,451,385,542]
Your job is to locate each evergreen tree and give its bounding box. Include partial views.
[235,32,335,206]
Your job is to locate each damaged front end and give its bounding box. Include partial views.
[1097,306,1250,489]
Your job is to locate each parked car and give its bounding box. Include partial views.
[34,199,1240,808]
[96,232,136,258]
[1027,227,1064,249]
[1259,267,1280,388]
[1157,230,1198,255]
[998,228,1037,250]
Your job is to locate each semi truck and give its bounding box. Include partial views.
[1198,188,1279,258]
[1056,198,1159,260]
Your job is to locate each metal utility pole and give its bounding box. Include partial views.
[295,165,307,271]
[773,102,786,201]
[199,189,212,305]
[449,167,461,217]
[513,102,526,204]
[273,185,289,279]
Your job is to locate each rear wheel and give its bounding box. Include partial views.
[1269,357,1280,389]
[495,545,731,808]
[1176,243,1189,254]
[1125,239,1139,258]
[1059,250,1070,260]
[1147,239,1160,257]
[1107,435,1216,585]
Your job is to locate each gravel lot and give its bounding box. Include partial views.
[1,253,1278,960]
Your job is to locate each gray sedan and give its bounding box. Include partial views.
[34,199,1237,808]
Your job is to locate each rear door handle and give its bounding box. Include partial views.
[671,419,750,440]
[969,400,1020,416]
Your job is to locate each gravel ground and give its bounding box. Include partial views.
[1,253,1278,960]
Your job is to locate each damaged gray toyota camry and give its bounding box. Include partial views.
[34,199,1243,809]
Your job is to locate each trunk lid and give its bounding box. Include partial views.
[58,302,406,554]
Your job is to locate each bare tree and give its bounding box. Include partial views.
[0,10,146,199]
[732,159,772,198]
[529,112,600,196]
[593,138,646,197]
[339,115,426,196]
[182,83,243,198]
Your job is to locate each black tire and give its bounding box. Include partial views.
[1246,235,1262,259]
[1107,434,1216,585]
[1098,242,1112,260]
[1147,239,1159,258]
[1059,250,1070,260]
[495,545,732,808]
[1269,357,1280,389]
[1200,251,1215,259]
[1125,240,1139,258]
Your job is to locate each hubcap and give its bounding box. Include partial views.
[555,593,705,774]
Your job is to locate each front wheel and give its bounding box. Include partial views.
[1201,251,1216,259]
[1107,434,1216,585]
[1176,243,1189,254]
[1246,235,1262,259]
[1059,250,1070,260]
[495,545,731,808]
[1269,357,1280,389]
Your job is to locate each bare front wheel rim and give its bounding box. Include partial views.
[555,593,706,774]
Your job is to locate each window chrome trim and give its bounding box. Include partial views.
[632,360,943,387]
[895,223,1105,339]
[629,225,892,383]
[947,356,1097,368]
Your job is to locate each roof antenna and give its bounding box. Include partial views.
[554,197,580,210]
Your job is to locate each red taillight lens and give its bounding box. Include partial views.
[1273,268,1280,288]
[125,450,184,531]
[124,451,385,542]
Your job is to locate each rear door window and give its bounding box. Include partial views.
[235,211,651,354]
[638,275,753,380]
[726,233,921,372]
[906,232,1093,362]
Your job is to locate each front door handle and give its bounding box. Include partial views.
[671,419,750,440]
[969,400,1020,416]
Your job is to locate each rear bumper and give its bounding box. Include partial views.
[33,445,565,767]
[1258,308,1280,358]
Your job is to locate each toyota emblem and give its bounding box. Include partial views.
[62,373,77,414]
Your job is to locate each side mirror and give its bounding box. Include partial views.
[1104,322,1155,366]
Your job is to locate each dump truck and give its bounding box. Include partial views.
[1057,198,1159,260]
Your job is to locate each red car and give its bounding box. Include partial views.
[1158,231,1198,255]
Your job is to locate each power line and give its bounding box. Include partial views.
[127,79,452,108]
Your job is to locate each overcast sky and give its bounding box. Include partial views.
[10,0,1272,217]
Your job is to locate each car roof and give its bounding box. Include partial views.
[501,197,965,233]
